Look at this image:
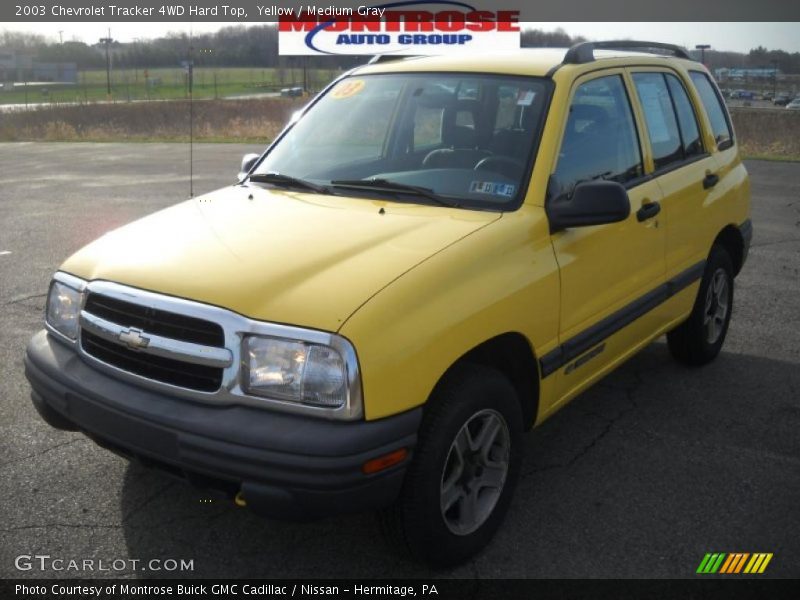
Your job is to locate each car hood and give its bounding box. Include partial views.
[61,185,500,332]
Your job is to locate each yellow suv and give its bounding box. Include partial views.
[25,41,751,566]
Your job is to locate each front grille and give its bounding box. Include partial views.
[81,330,224,392]
[81,292,226,392]
[84,293,225,347]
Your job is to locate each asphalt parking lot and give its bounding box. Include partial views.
[1,143,798,579]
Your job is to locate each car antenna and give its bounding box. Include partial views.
[188,23,194,198]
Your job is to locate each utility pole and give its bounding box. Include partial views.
[695,44,711,66]
[58,30,63,45]
[99,29,114,101]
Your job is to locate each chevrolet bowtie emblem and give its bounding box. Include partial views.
[118,327,150,350]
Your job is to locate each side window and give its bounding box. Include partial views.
[665,74,703,157]
[551,75,643,199]
[632,73,683,170]
[689,71,733,149]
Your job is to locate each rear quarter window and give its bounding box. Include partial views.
[632,72,683,170]
[665,74,704,158]
[689,71,734,150]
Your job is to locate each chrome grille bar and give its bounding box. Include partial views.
[80,311,233,369]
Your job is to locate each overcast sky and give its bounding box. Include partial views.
[2,22,799,54]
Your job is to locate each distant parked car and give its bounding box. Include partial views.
[730,90,755,100]
[774,94,792,106]
[785,98,800,110]
[280,87,304,98]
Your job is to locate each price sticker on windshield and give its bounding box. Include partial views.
[331,79,365,99]
[517,90,536,106]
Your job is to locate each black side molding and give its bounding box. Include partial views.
[539,260,706,378]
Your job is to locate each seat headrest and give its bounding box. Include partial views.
[445,125,477,148]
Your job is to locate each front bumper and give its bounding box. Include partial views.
[24,330,421,520]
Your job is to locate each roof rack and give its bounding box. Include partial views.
[563,40,693,64]
[367,54,418,64]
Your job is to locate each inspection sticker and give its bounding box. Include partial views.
[330,79,365,99]
[470,181,516,197]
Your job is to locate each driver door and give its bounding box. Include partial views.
[546,71,667,401]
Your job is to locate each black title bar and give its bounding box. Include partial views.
[5,579,800,600]
[4,0,800,22]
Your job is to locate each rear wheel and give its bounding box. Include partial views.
[667,245,734,366]
[379,364,523,567]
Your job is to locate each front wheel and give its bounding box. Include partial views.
[379,364,523,567]
[667,245,734,366]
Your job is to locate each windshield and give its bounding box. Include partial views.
[253,73,551,210]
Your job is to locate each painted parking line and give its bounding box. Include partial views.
[0,251,11,256]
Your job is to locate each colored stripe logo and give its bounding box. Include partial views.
[697,553,773,574]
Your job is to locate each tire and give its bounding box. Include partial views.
[667,244,734,366]
[379,363,523,567]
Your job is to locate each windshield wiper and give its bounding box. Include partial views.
[248,172,331,194]
[330,178,460,208]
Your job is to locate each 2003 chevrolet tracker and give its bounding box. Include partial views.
[25,41,751,565]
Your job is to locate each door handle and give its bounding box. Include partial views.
[636,201,661,222]
[703,173,720,189]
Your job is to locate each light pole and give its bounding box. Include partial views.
[99,29,114,100]
[695,44,711,66]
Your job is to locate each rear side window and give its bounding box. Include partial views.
[551,75,643,199]
[689,71,733,149]
[665,74,703,157]
[632,73,683,169]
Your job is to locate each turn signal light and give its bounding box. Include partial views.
[362,448,408,474]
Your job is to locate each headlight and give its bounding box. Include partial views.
[46,279,85,340]
[243,336,349,408]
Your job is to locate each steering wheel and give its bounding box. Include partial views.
[474,156,525,179]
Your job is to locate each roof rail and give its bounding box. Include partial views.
[563,40,693,64]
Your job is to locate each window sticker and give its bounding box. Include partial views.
[516,90,536,106]
[330,79,365,99]
[470,181,516,197]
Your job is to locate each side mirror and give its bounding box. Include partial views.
[547,180,631,232]
[238,153,260,181]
